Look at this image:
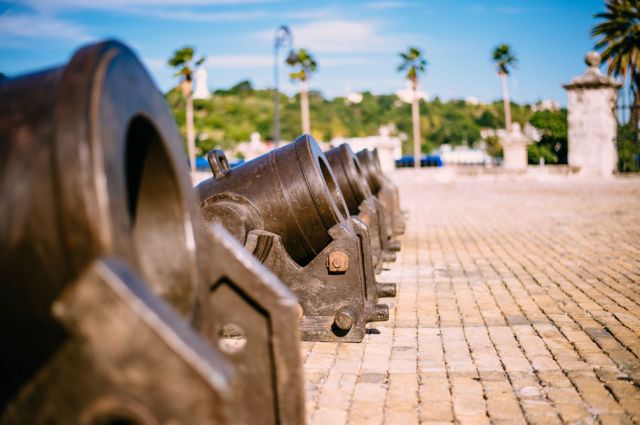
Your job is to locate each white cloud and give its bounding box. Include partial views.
[140,6,334,22]
[206,54,272,68]
[15,0,332,23]
[0,12,91,42]
[254,19,426,56]
[321,57,370,66]
[203,54,370,69]
[255,19,421,54]
[292,20,381,53]
[140,8,269,22]
[19,0,281,12]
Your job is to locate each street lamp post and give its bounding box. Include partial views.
[274,25,293,146]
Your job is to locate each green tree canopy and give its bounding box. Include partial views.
[167,82,566,157]
[286,48,318,82]
[168,46,205,82]
[592,0,640,90]
[492,44,518,75]
[397,47,427,83]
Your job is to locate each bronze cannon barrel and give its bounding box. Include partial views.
[325,143,371,215]
[356,148,403,250]
[371,148,405,235]
[0,41,199,306]
[197,135,351,266]
[0,41,202,408]
[356,148,383,195]
[0,40,306,424]
[326,143,397,293]
[326,143,382,262]
[198,137,391,341]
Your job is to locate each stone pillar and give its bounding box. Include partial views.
[563,52,621,177]
[499,122,538,170]
[502,142,529,170]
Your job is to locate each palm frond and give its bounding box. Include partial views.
[592,0,640,90]
[286,48,318,81]
[397,46,428,82]
[492,43,518,74]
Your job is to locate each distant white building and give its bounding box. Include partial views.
[480,128,497,140]
[435,144,494,165]
[346,92,363,104]
[193,67,211,100]
[228,132,278,161]
[331,125,402,173]
[395,81,429,104]
[465,96,481,105]
[532,99,561,112]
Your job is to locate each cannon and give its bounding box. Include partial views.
[0,40,304,425]
[197,136,390,342]
[325,144,399,278]
[356,149,404,251]
[372,148,406,235]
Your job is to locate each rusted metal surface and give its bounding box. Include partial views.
[197,135,390,342]
[0,40,304,424]
[356,149,404,251]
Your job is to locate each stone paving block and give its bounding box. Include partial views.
[303,176,640,425]
[312,408,348,425]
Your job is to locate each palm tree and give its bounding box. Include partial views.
[592,0,640,127]
[286,48,318,135]
[492,44,517,132]
[169,46,205,171]
[397,47,427,168]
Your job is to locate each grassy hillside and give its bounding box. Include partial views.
[165,80,568,164]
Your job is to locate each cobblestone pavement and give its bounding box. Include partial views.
[302,173,640,425]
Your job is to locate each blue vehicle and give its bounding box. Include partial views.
[395,155,415,167]
[395,155,443,168]
[195,156,245,171]
[421,155,443,167]
[195,156,209,170]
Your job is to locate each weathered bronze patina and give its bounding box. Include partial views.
[197,136,390,342]
[325,144,398,293]
[372,148,406,235]
[356,149,403,251]
[0,40,304,425]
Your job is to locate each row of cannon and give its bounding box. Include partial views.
[0,40,405,425]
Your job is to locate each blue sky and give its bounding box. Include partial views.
[1,0,606,104]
